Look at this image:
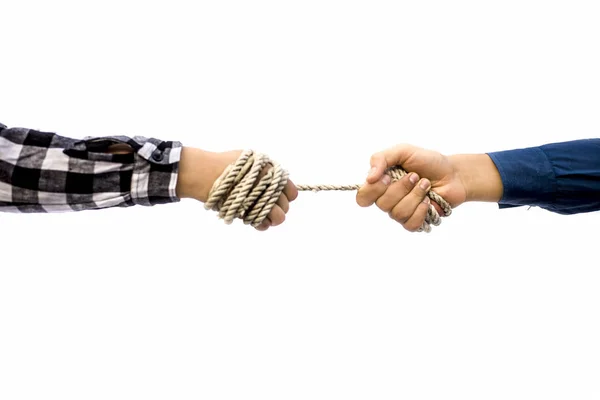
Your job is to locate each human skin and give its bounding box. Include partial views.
[355,144,503,232]
[108,144,298,231]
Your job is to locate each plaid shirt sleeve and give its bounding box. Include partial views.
[0,122,182,212]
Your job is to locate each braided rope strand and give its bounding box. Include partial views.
[205,150,452,232]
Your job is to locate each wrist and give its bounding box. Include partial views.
[449,153,503,203]
[176,147,223,202]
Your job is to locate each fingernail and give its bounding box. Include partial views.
[420,179,430,190]
[409,173,419,185]
[381,174,391,185]
[423,196,430,204]
[367,167,377,178]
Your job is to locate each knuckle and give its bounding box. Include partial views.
[287,187,298,201]
[271,218,283,227]
[402,175,415,192]
[357,184,386,207]
[256,219,271,231]
[405,219,423,232]
[417,179,431,194]
[408,182,428,202]
[286,192,296,203]
[391,143,410,155]
[376,181,405,212]
[269,210,285,226]
[356,193,371,207]
[355,192,366,207]
[405,203,429,231]
[277,213,286,225]
[375,197,391,213]
[387,180,408,198]
[279,200,289,213]
[390,206,411,223]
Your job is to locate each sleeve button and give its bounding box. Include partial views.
[152,150,164,162]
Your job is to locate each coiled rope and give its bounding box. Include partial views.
[204,149,452,232]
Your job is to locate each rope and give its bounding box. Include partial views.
[204,149,452,232]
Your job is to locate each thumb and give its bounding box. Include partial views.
[366,152,387,183]
[366,144,415,184]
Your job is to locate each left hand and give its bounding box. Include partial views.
[356,144,466,232]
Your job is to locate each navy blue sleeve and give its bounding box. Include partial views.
[487,139,600,215]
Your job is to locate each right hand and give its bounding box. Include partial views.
[356,144,467,232]
[206,150,299,231]
[177,148,299,231]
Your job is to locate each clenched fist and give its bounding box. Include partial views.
[356,144,502,232]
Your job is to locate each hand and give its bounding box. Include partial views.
[356,144,468,232]
[177,147,298,231]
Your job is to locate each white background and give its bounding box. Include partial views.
[1,1,599,399]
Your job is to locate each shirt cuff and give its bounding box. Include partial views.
[131,140,182,206]
[487,146,557,209]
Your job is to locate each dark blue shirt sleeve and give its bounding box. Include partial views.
[487,139,600,215]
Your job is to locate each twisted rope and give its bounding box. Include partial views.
[205,149,452,232]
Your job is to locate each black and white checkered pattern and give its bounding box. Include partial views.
[0,122,182,212]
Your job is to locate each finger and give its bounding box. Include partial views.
[277,194,290,213]
[403,199,431,232]
[255,219,271,231]
[356,174,392,207]
[375,172,419,212]
[367,144,416,184]
[431,199,444,216]
[284,179,298,202]
[389,178,431,224]
[267,204,286,226]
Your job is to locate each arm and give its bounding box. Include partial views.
[357,139,600,232]
[485,139,600,214]
[448,153,504,204]
[0,123,296,230]
[0,123,180,211]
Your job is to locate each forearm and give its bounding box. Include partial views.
[450,153,503,203]
[100,135,228,203]
[175,147,230,203]
[0,123,182,212]
[453,139,600,214]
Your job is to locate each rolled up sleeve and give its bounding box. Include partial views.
[487,139,600,214]
[0,123,182,212]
